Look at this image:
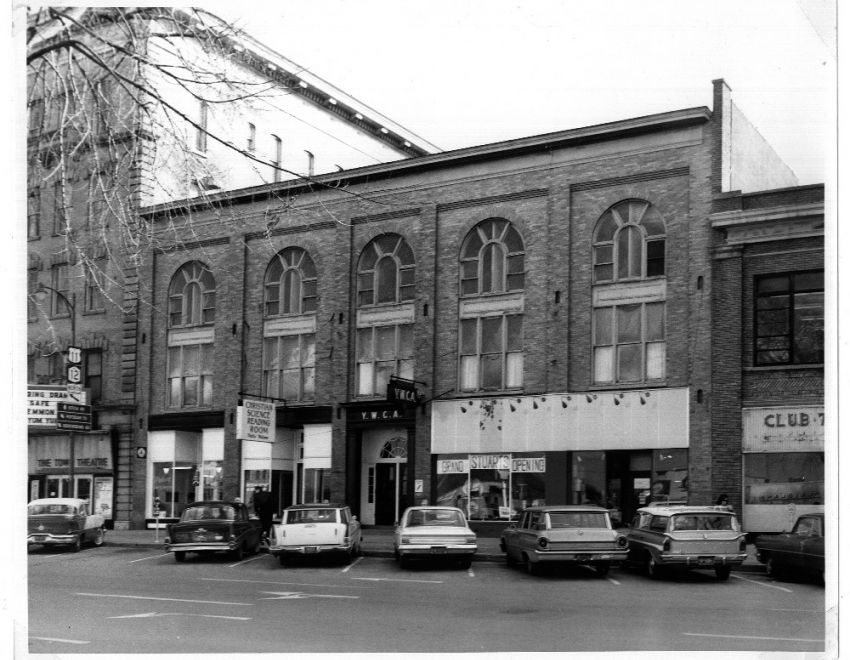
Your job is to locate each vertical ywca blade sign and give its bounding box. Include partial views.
[236,398,276,442]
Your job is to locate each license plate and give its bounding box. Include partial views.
[32,535,46,542]
[304,546,318,553]
[697,557,714,566]
[430,547,447,554]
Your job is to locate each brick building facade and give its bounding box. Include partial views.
[711,185,824,532]
[129,79,820,533]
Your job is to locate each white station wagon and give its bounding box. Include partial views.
[269,503,362,565]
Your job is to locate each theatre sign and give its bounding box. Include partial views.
[27,386,88,427]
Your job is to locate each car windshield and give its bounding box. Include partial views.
[28,503,75,515]
[286,508,337,524]
[671,514,737,531]
[405,509,465,527]
[180,505,235,521]
[547,512,609,528]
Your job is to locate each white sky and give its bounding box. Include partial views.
[217,0,836,186]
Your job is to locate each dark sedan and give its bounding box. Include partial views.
[164,500,262,562]
[755,513,825,582]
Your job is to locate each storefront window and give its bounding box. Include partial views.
[436,453,546,521]
[202,460,223,500]
[744,452,824,505]
[653,448,689,503]
[153,462,195,518]
[302,467,331,503]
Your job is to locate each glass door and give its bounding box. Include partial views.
[46,475,70,498]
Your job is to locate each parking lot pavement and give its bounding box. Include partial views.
[96,526,765,571]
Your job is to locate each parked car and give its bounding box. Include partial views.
[393,506,477,569]
[755,513,825,582]
[27,497,106,551]
[626,504,748,580]
[164,500,262,562]
[500,505,628,576]
[269,503,362,565]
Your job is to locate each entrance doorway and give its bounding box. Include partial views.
[375,463,407,525]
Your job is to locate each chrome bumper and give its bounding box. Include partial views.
[28,533,78,545]
[270,543,351,556]
[531,548,629,563]
[658,553,748,567]
[165,541,238,553]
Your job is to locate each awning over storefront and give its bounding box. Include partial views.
[431,388,689,453]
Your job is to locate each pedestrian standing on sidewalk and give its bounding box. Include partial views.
[253,485,274,540]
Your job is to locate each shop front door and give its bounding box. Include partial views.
[374,463,407,525]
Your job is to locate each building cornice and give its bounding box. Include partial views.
[711,202,824,245]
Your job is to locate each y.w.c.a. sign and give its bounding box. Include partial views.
[386,377,421,405]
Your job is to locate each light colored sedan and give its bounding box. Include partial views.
[269,503,362,565]
[393,506,477,569]
[500,505,628,576]
[28,498,106,551]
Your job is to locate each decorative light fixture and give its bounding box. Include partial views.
[533,400,539,409]
[561,399,568,409]
[298,80,309,88]
[328,98,337,105]
[380,127,389,134]
[614,396,620,405]
[509,404,516,412]
[403,141,411,147]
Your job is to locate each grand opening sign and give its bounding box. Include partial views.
[236,398,276,442]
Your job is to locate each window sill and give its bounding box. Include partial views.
[744,364,824,372]
[589,381,668,390]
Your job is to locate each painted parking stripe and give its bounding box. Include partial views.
[129,553,171,563]
[76,593,252,606]
[31,636,90,645]
[227,554,267,568]
[682,632,823,643]
[202,577,372,589]
[352,577,443,584]
[731,573,793,593]
[342,557,364,573]
[467,567,475,578]
[109,612,251,621]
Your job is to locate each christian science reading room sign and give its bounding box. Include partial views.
[236,398,276,442]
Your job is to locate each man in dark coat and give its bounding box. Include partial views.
[252,485,274,539]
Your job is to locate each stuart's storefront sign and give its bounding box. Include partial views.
[742,406,824,452]
[438,455,546,474]
[236,398,276,442]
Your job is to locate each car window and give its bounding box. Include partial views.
[519,512,530,529]
[794,516,819,536]
[548,512,609,529]
[649,515,668,533]
[181,506,235,521]
[340,508,350,524]
[29,504,75,515]
[529,512,544,530]
[287,508,337,524]
[407,509,465,527]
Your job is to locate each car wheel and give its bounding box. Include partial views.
[526,558,540,576]
[230,544,245,561]
[399,555,410,569]
[596,563,610,577]
[71,535,82,552]
[251,537,261,555]
[174,551,186,563]
[278,554,287,567]
[646,554,662,579]
[92,527,105,547]
[459,557,472,570]
[765,556,780,578]
[505,550,516,567]
[715,565,732,580]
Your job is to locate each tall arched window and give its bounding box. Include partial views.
[460,218,524,296]
[355,234,415,396]
[262,247,317,402]
[592,200,667,384]
[167,261,215,407]
[264,247,317,316]
[357,234,415,306]
[592,199,666,283]
[168,261,215,327]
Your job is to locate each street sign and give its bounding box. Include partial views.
[56,402,92,431]
[67,346,82,364]
[67,364,82,384]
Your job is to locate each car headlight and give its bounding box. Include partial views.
[537,537,549,549]
[616,535,628,548]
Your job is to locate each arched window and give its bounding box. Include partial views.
[357,234,415,306]
[460,218,524,296]
[168,262,215,327]
[592,200,666,283]
[264,247,317,316]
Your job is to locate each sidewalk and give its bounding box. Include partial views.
[102,526,765,571]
